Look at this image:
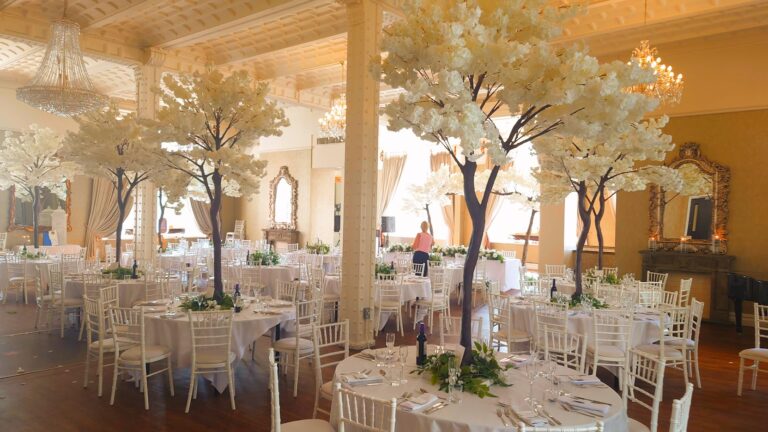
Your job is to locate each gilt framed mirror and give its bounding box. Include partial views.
[649,143,730,253]
[7,181,72,232]
[268,166,298,230]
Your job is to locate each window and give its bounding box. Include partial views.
[121,197,206,239]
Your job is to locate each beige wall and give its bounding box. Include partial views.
[616,109,768,280]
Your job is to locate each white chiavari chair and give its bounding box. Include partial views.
[595,284,624,307]
[6,255,35,304]
[108,307,174,410]
[33,266,57,330]
[667,298,704,388]
[470,257,488,306]
[272,299,320,397]
[602,267,618,277]
[661,290,679,307]
[413,281,450,334]
[276,280,298,303]
[104,244,116,263]
[543,325,587,373]
[240,265,265,297]
[635,307,690,387]
[678,278,692,307]
[60,253,83,277]
[83,272,112,300]
[395,256,411,274]
[489,293,530,354]
[533,301,570,351]
[82,287,127,398]
[589,309,634,393]
[636,282,662,309]
[501,250,517,259]
[624,348,667,432]
[521,278,544,299]
[375,275,404,336]
[412,262,426,277]
[439,313,483,351]
[669,383,694,432]
[186,310,236,413]
[335,383,397,432]
[287,243,299,252]
[312,320,349,419]
[269,348,334,432]
[545,264,566,279]
[737,303,768,396]
[646,271,668,289]
[0,232,6,250]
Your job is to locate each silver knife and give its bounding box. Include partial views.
[425,402,447,414]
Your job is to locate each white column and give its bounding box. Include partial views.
[339,0,382,349]
[539,202,567,268]
[133,48,165,266]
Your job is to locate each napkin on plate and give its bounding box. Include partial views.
[400,393,438,411]
[499,354,530,366]
[569,375,602,385]
[558,396,610,416]
[510,408,549,427]
[341,372,384,387]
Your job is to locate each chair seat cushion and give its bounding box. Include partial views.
[120,345,171,363]
[89,337,136,352]
[665,337,695,348]
[634,344,684,360]
[739,348,768,361]
[195,351,236,366]
[320,380,334,399]
[415,295,447,306]
[376,300,402,308]
[587,344,626,359]
[280,419,335,432]
[9,277,35,283]
[273,337,314,353]
[53,298,84,307]
[495,328,530,342]
[628,417,651,432]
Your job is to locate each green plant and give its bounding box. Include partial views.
[375,263,395,275]
[602,273,620,285]
[388,243,413,253]
[102,267,140,279]
[19,251,44,260]
[441,245,467,257]
[306,239,330,255]
[480,249,505,263]
[250,250,280,266]
[179,293,234,311]
[412,342,512,398]
[428,253,442,263]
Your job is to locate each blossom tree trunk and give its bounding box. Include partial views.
[209,170,224,302]
[593,189,606,269]
[521,208,537,266]
[30,186,42,248]
[424,203,435,239]
[114,169,138,265]
[574,182,591,300]
[157,188,166,247]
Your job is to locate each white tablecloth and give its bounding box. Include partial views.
[142,300,294,392]
[331,346,628,431]
[64,279,181,307]
[383,253,521,291]
[255,265,301,298]
[0,259,52,295]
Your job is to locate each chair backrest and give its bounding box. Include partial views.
[104,244,116,263]
[428,266,445,285]
[313,320,349,389]
[646,271,668,289]
[144,280,166,302]
[335,383,397,432]
[678,278,692,307]
[412,262,426,277]
[234,220,245,235]
[543,325,586,373]
[276,280,298,302]
[100,285,119,309]
[688,298,704,344]
[669,383,694,432]
[545,264,566,278]
[83,296,105,346]
[0,232,6,250]
[592,308,634,360]
[665,306,690,346]
[295,299,321,336]
[595,284,624,307]
[7,258,28,278]
[521,278,544,298]
[48,261,63,293]
[636,282,662,308]
[624,348,667,432]
[501,250,516,259]
[240,266,263,296]
[439,313,483,347]
[83,272,112,299]
[601,267,618,277]
[60,253,83,275]
[473,257,487,281]
[286,243,299,252]
[533,301,569,348]
[188,310,234,365]
[754,303,768,349]
[376,277,402,307]
[661,290,679,307]
[108,307,145,355]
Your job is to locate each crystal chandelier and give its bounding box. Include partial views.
[629,40,684,106]
[16,17,108,117]
[318,62,346,141]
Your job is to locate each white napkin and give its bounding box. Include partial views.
[500,354,530,366]
[341,372,383,387]
[513,409,549,427]
[558,396,610,416]
[400,393,438,411]
[570,375,602,385]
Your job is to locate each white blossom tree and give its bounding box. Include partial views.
[144,69,288,300]
[155,170,190,247]
[63,104,162,262]
[535,116,684,294]
[402,165,453,238]
[0,125,76,247]
[377,0,664,363]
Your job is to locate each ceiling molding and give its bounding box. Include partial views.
[0,45,42,69]
[81,0,169,30]
[214,25,346,66]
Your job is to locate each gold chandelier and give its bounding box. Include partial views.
[16,2,107,117]
[629,40,684,106]
[318,62,346,141]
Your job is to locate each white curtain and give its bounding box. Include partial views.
[376,154,407,224]
[430,152,455,244]
[84,177,133,259]
[190,199,213,236]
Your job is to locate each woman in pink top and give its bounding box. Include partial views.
[411,221,433,276]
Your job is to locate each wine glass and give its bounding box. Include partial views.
[524,358,539,408]
[398,346,409,384]
[386,333,396,363]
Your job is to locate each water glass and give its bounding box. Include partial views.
[386,333,396,350]
[398,346,409,384]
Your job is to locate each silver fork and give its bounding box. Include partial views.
[496,408,510,427]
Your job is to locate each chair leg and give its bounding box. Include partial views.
[228,367,236,410]
[78,309,86,341]
[185,374,195,413]
[751,360,759,390]
[83,351,91,389]
[110,363,119,405]
[142,366,150,410]
[34,306,41,329]
[167,357,175,396]
[97,351,105,397]
[694,349,702,389]
[293,352,300,397]
[737,357,745,396]
[681,357,689,386]
[60,307,66,338]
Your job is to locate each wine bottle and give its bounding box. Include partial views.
[131,260,138,279]
[416,322,427,366]
[550,278,557,300]
[233,283,242,313]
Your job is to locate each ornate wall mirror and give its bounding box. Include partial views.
[7,181,72,232]
[649,143,730,253]
[268,166,298,230]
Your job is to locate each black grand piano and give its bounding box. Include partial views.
[728,273,768,332]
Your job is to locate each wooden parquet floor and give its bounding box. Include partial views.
[0,298,765,432]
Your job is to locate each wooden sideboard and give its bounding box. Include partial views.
[640,250,734,323]
[263,228,299,246]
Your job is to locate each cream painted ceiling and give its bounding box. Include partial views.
[0,0,766,110]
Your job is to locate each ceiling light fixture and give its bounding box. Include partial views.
[318,62,346,142]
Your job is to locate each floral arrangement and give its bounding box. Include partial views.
[19,249,44,260]
[179,293,234,311]
[250,250,280,266]
[428,253,442,263]
[387,243,413,253]
[305,239,330,255]
[440,245,467,257]
[585,268,620,285]
[102,267,140,279]
[480,249,504,263]
[413,342,511,398]
[375,263,395,276]
[552,292,608,309]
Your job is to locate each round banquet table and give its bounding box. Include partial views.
[255,265,301,297]
[140,298,295,393]
[331,346,628,431]
[64,278,182,307]
[0,259,52,301]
